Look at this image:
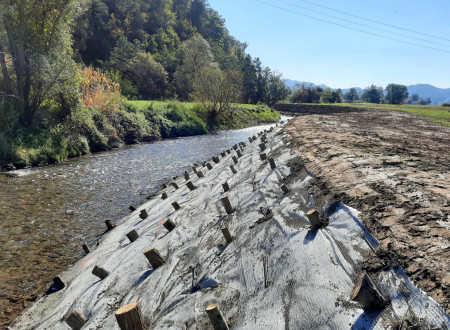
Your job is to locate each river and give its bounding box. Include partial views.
[0,122,282,326]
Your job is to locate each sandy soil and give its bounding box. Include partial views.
[285,108,450,312]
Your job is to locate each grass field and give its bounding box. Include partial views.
[337,102,450,126]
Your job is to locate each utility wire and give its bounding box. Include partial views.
[252,0,450,54]
[275,0,450,48]
[295,0,450,43]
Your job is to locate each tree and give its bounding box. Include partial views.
[412,93,419,103]
[126,52,168,100]
[0,0,87,126]
[385,83,409,104]
[262,71,290,106]
[174,34,215,99]
[344,88,359,102]
[290,84,322,103]
[192,67,242,127]
[362,85,384,103]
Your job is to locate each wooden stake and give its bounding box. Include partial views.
[184,171,190,180]
[280,184,289,195]
[230,165,237,174]
[92,266,109,280]
[259,143,266,151]
[213,156,220,164]
[232,156,238,165]
[66,310,88,330]
[144,248,166,269]
[222,181,230,192]
[82,243,90,254]
[248,137,252,143]
[129,205,136,212]
[163,219,176,232]
[115,302,145,330]
[221,226,233,244]
[206,163,213,170]
[233,144,238,150]
[172,201,181,211]
[192,166,197,174]
[260,153,267,161]
[221,151,226,157]
[105,220,116,230]
[160,183,167,189]
[236,150,242,158]
[350,272,387,308]
[139,209,148,220]
[268,158,276,169]
[221,195,235,215]
[206,303,229,330]
[186,181,196,191]
[197,170,204,178]
[226,149,231,154]
[162,192,168,200]
[126,229,139,243]
[306,209,321,229]
[171,182,179,190]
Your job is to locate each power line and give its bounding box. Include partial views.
[274,0,450,48]
[251,0,450,54]
[295,0,450,43]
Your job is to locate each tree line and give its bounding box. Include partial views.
[290,83,430,105]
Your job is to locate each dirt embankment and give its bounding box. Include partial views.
[285,108,450,312]
[273,103,365,115]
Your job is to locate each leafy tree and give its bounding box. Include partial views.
[344,88,359,102]
[174,34,215,99]
[126,52,168,100]
[0,0,87,126]
[385,83,409,104]
[412,93,419,102]
[290,84,322,103]
[192,67,242,126]
[362,85,384,103]
[262,70,290,106]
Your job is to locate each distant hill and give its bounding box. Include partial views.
[284,80,450,104]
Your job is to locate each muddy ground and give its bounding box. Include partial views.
[285,108,450,313]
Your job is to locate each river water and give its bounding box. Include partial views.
[0,122,281,325]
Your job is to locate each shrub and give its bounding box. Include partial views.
[442,103,450,107]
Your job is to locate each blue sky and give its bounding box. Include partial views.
[208,0,450,89]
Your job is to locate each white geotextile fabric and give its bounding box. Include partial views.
[11,125,449,329]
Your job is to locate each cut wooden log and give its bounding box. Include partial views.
[280,184,289,195]
[260,153,267,161]
[236,150,242,158]
[82,243,90,254]
[66,310,88,330]
[171,182,179,190]
[160,183,167,189]
[129,205,136,212]
[105,220,116,230]
[192,166,197,174]
[226,149,231,154]
[184,171,190,180]
[232,144,238,150]
[206,303,229,330]
[232,156,238,165]
[197,170,204,178]
[126,229,139,243]
[139,209,148,220]
[306,209,321,229]
[115,302,145,330]
[268,158,276,169]
[221,227,233,244]
[350,272,387,308]
[144,248,166,269]
[186,181,196,191]
[230,165,237,174]
[259,143,266,151]
[92,265,109,280]
[172,201,181,211]
[222,181,230,192]
[162,192,168,200]
[213,156,220,163]
[221,195,235,215]
[163,219,176,232]
[206,163,213,170]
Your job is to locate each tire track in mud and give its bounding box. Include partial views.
[285,108,450,313]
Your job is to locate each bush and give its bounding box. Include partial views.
[442,103,450,107]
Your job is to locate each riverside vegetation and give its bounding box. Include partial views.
[0,0,288,170]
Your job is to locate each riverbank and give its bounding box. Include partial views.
[10,123,448,329]
[0,102,279,171]
[285,108,450,313]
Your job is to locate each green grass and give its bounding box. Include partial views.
[336,102,450,126]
